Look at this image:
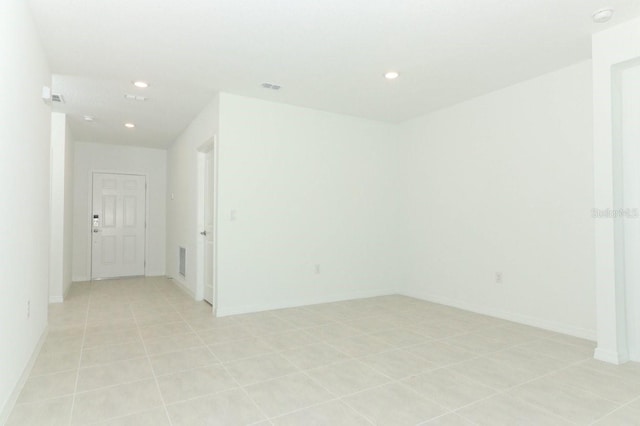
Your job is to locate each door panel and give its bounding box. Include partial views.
[92,173,146,279]
[204,152,214,304]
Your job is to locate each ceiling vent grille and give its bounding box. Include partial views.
[51,93,65,103]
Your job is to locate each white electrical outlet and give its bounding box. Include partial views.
[495,272,503,284]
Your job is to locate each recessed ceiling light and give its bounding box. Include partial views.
[83,115,95,122]
[133,81,149,88]
[124,123,135,128]
[592,8,614,23]
[384,71,400,80]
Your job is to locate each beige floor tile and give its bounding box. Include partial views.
[305,323,364,341]
[150,346,218,376]
[325,334,393,357]
[134,311,184,327]
[447,356,538,390]
[457,394,574,425]
[143,332,204,355]
[94,407,171,426]
[305,359,390,397]
[80,341,146,367]
[208,336,275,362]
[17,370,77,403]
[76,357,153,392]
[281,342,350,370]
[545,365,640,404]
[71,379,163,425]
[138,320,192,339]
[343,382,446,426]
[83,328,141,349]
[444,333,514,354]
[403,368,496,410]
[6,396,73,426]
[166,388,266,426]
[225,352,299,386]
[510,378,620,423]
[579,358,640,382]
[271,399,372,425]
[593,403,640,425]
[260,329,317,351]
[368,328,429,347]
[515,339,594,363]
[423,413,477,425]
[406,341,477,366]
[156,364,238,404]
[489,345,571,375]
[30,349,81,376]
[244,372,333,418]
[358,348,436,379]
[196,324,254,344]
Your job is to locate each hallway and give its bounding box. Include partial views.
[7,277,640,425]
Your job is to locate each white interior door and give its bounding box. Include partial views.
[203,152,214,304]
[91,173,146,279]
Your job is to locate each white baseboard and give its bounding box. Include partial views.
[594,347,630,364]
[401,290,597,341]
[49,295,64,303]
[167,275,195,299]
[0,326,48,424]
[217,287,398,317]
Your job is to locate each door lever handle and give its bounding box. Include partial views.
[200,230,207,236]
[93,229,100,233]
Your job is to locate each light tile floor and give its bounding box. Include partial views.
[7,276,640,425]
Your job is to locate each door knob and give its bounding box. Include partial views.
[93,229,100,233]
[200,230,207,236]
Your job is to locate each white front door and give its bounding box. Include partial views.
[91,173,146,279]
[203,151,214,304]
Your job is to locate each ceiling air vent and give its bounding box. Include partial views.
[51,93,65,103]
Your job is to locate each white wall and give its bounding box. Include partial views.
[49,112,74,302]
[166,93,404,314]
[72,142,167,281]
[215,94,403,315]
[401,61,596,339]
[592,16,640,364]
[0,0,51,419]
[166,96,220,296]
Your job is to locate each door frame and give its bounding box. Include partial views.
[196,136,218,314]
[88,170,150,280]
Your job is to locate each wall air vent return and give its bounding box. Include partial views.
[179,247,186,278]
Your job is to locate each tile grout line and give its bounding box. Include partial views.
[66,282,92,426]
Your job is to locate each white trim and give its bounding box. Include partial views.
[0,326,48,424]
[403,290,597,341]
[217,287,396,317]
[49,295,64,303]
[594,347,630,365]
[168,275,195,299]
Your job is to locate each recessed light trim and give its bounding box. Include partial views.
[133,81,149,88]
[592,8,614,23]
[83,115,95,122]
[384,71,400,80]
[124,123,135,128]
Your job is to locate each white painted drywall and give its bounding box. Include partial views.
[401,61,596,339]
[166,93,404,313]
[215,93,403,315]
[592,16,640,364]
[166,96,220,296]
[49,112,74,302]
[0,0,51,418]
[72,142,167,281]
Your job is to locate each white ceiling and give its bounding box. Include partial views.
[28,0,640,149]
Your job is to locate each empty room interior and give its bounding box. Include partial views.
[3,0,640,424]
